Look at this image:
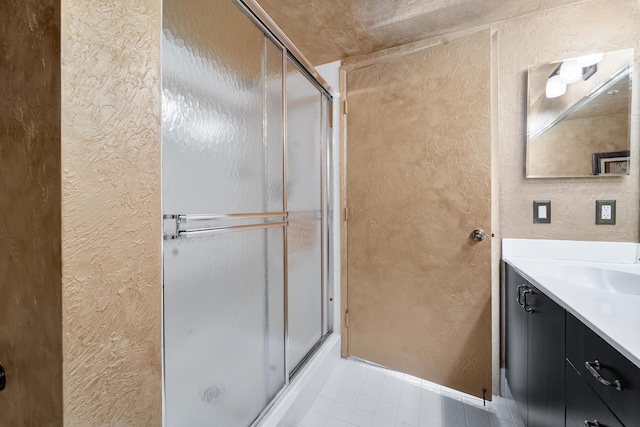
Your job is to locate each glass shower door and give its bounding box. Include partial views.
[286,59,324,374]
[162,1,332,424]
[162,1,285,425]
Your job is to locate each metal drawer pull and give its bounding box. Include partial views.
[517,284,526,307]
[584,360,623,391]
[584,421,600,427]
[522,289,533,312]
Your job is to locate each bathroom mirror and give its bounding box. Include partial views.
[526,48,633,178]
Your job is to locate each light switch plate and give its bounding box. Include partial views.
[533,200,551,224]
[596,200,616,225]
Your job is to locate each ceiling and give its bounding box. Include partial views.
[256,0,584,65]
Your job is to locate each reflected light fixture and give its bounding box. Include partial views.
[559,59,582,84]
[546,74,567,98]
[577,52,604,67]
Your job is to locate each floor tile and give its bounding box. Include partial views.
[465,408,491,427]
[355,394,378,413]
[374,401,399,420]
[371,414,396,427]
[312,396,334,414]
[442,403,466,425]
[303,358,524,427]
[419,413,465,427]
[489,418,516,427]
[337,389,359,407]
[486,402,512,422]
[365,370,386,386]
[333,401,355,422]
[387,370,404,380]
[350,365,370,382]
[396,406,420,427]
[343,378,365,394]
[403,374,423,386]
[398,384,422,410]
[301,410,327,427]
[382,376,404,391]
[349,408,374,427]
[379,386,402,405]
[360,382,383,399]
[323,415,349,427]
[321,385,343,400]
[421,380,442,393]
[463,396,486,409]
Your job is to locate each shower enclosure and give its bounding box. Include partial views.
[161,1,332,425]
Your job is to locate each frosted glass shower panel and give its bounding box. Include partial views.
[162,0,284,215]
[164,228,285,426]
[286,59,323,373]
[265,39,284,212]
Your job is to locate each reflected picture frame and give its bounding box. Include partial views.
[592,151,630,175]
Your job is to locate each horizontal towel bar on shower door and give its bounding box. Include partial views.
[164,221,287,240]
[170,212,288,223]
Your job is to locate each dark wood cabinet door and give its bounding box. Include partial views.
[566,313,640,426]
[526,284,565,427]
[505,264,529,424]
[566,361,623,427]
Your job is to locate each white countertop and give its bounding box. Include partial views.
[503,239,640,369]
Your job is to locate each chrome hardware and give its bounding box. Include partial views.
[0,363,6,390]
[171,221,287,239]
[164,212,288,240]
[522,289,533,312]
[471,229,486,242]
[584,421,600,427]
[177,212,287,223]
[585,360,623,391]
[517,284,527,307]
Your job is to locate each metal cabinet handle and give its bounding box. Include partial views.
[516,284,527,307]
[522,289,533,312]
[585,360,622,391]
[584,421,600,427]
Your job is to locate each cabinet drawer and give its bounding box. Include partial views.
[566,313,640,425]
[566,361,623,427]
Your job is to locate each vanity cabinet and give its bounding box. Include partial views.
[566,313,640,426]
[505,264,565,427]
[565,359,622,427]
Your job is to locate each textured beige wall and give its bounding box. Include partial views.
[498,0,640,241]
[0,1,63,425]
[528,114,630,177]
[61,1,162,424]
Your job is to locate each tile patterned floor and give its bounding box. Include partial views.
[301,358,525,427]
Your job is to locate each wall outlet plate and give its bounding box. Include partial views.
[596,200,616,225]
[533,200,551,224]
